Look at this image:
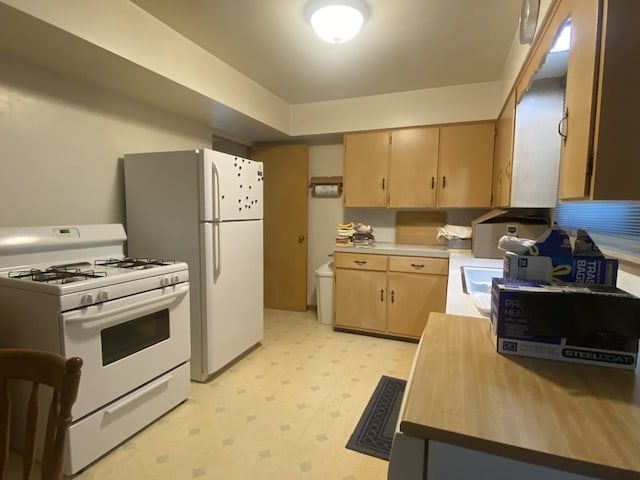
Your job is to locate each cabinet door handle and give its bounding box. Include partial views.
[411,263,425,269]
[391,290,395,303]
[381,178,386,190]
[431,176,435,189]
[354,260,367,265]
[380,289,384,301]
[442,176,447,188]
[558,109,568,144]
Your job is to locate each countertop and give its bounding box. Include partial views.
[400,312,640,480]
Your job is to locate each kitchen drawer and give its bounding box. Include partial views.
[334,252,388,271]
[388,256,449,276]
[65,362,190,475]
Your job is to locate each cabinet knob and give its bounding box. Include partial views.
[431,177,435,189]
[381,178,386,190]
[442,176,447,189]
[354,260,367,265]
[298,235,305,243]
[391,290,395,303]
[380,289,384,301]
[410,263,425,269]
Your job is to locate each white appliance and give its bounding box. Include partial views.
[0,224,191,475]
[124,148,264,381]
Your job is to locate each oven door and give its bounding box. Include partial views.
[61,282,190,419]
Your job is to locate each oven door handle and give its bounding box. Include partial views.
[65,284,189,325]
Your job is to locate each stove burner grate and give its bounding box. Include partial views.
[95,257,175,269]
[9,267,108,284]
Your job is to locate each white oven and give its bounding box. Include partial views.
[62,282,190,419]
[0,224,192,475]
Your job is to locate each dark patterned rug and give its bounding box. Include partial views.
[346,375,407,460]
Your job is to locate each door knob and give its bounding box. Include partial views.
[298,235,305,243]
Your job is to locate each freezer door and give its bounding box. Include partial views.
[201,220,264,376]
[200,149,264,222]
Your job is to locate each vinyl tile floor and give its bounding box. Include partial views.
[7,309,418,479]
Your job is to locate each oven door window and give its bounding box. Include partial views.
[101,309,170,366]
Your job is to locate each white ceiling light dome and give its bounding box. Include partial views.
[306,0,369,44]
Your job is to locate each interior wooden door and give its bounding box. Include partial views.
[388,126,439,208]
[343,131,389,207]
[334,268,387,332]
[437,123,495,208]
[386,273,447,338]
[251,144,308,311]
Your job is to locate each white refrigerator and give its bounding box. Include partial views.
[124,149,264,381]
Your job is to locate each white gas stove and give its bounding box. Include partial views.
[0,224,191,475]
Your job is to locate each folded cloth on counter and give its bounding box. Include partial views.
[354,223,373,234]
[436,225,472,241]
[337,222,354,230]
[337,228,356,237]
[336,221,375,247]
[335,236,353,247]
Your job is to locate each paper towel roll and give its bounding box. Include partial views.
[312,184,340,197]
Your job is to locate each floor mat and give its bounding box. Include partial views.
[345,375,406,460]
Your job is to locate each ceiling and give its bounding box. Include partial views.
[130,0,522,105]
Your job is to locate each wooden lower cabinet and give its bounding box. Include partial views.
[387,273,448,338]
[334,268,387,332]
[333,253,448,339]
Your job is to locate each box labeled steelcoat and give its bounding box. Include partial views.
[503,253,619,285]
[490,278,640,369]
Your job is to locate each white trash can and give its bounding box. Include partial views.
[314,261,334,325]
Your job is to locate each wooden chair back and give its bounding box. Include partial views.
[0,349,82,480]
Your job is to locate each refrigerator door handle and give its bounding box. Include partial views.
[212,160,221,222]
[214,222,222,281]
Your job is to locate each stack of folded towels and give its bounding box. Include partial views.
[335,222,375,248]
[335,222,355,247]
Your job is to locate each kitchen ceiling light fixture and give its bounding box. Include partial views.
[306,0,369,44]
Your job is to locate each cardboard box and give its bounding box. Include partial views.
[503,253,618,286]
[471,210,548,259]
[490,278,640,369]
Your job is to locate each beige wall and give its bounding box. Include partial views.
[307,144,344,306]
[0,55,211,227]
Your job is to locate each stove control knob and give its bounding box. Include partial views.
[83,294,94,305]
[97,291,109,302]
[160,277,170,287]
[171,275,180,284]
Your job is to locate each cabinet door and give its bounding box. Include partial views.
[334,268,386,332]
[386,273,447,338]
[438,123,495,208]
[388,127,439,208]
[493,92,515,207]
[343,131,389,207]
[558,0,600,200]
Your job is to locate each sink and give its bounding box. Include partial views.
[460,266,503,316]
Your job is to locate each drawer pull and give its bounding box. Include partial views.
[354,260,367,265]
[411,263,425,269]
[380,289,384,301]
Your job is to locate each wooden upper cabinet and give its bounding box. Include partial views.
[559,0,600,200]
[388,127,439,208]
[343,123,494,208]
[559,0,640,201]
[493,92,515,208]
[438,123,495,208]
[343,131,389,207]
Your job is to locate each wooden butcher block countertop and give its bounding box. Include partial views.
[399,313,640,480]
